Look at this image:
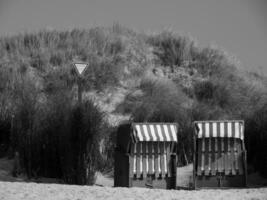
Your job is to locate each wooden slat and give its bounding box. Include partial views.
[146,143,149,174]
[163,142,167,176]
[136,143,141,178]
[229,138,234,175]
[148,142,153,175]
[211,138,216,175]
[234,139,239,172]
[133,144,137,175]
[201,139,205,174]
[142,143,147,178]
[231,139,236,175]
[221,135,225,174]
[154,142,159,177]
[225,123,231,175]
[197,139,202,175]
[218,138,222,173]
[140,143,143,175]
[225,138,231,175]
[204,139,209,176]
[167,143,171,177]
[224,138,230,175]
[221,138,224,174]
[208,137,212,174]
[209,123,214,176]
[202,122,206,176]
[232,123,239,173]
[158,142,161,175]
[228,138,233,175]
[152,142,155,174]
[228,138,232,175]
[235,140,240,173]
[223,122,228,175]
[160,142,165,176]
[129,144,134,178]
[214,137,218,174]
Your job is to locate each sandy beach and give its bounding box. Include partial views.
[0,181,267,200]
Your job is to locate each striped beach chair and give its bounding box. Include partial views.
[114,122,178,189]
[193,120,247,188]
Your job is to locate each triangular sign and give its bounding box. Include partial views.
[74,63,88,75]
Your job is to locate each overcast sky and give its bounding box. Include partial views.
[0,0,266,73]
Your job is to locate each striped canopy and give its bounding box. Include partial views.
[194,120,244,140]
[132,123,178,142]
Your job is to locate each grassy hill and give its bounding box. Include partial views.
[0,24,267,182]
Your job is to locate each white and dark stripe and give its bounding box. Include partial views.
[132,123,178,142]
[195,121,244,140]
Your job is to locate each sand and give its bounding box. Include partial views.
[1,158,267,200]
[0,181,267,200]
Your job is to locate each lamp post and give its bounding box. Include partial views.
[73,62,88,105]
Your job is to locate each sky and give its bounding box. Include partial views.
[0,0,266,73]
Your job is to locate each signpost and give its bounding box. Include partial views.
[73,62,88,105]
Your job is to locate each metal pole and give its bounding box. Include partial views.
[78,78,82,105]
